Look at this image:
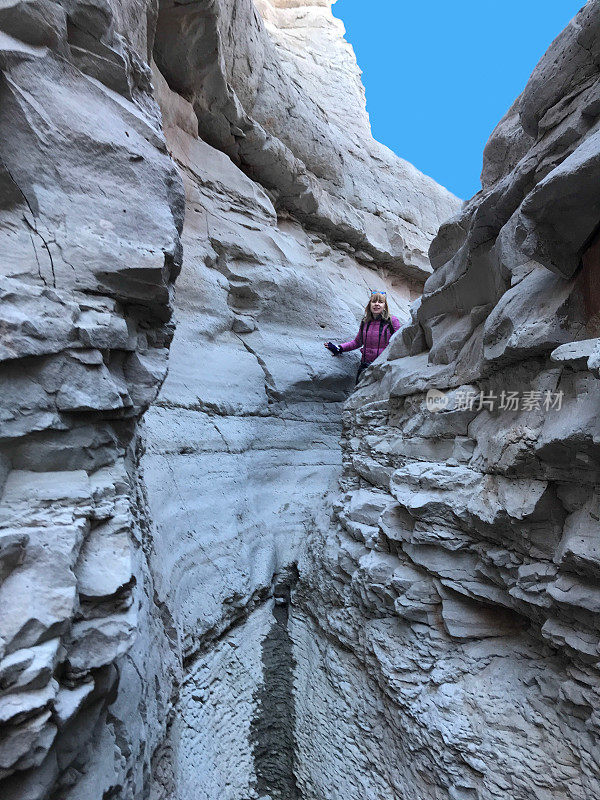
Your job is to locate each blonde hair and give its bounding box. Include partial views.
[363,292,391,322]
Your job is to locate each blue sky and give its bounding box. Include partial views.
[334,0,584,200]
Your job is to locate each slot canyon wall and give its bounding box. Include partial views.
[0,1,185,797]
[0,1,598,800]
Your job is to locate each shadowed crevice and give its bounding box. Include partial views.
[251,568,301,800]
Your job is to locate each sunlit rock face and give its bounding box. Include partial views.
[153,0,458,281]
[295,2,600,798]
[0,0,457,798]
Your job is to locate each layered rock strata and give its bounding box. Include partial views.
[143,3,456,792]
[0,0,458,798]
[0,1,184,797]
[153,0,457,280]
[294,3,600,798]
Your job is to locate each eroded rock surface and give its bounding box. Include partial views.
[0,1,184,797]
[0,0,457,798]
[142,5,455,794]
[5,0,596,798]
[295,3,600,798]
[154,0,458,281]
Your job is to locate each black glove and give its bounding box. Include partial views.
[325,341,341,355]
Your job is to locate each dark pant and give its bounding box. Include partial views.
[355,362,369,385]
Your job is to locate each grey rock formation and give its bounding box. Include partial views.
[4,0,597,797]
[154,0,458,280]
[142,18,454,796]
[0,1,184,797]
[0,0,457,798]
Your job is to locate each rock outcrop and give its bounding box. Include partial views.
[294,3,600,798]
[154,0,456,281]
[0,0,187,796]
[141,2,456,796]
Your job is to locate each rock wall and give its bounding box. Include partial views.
[0,1,184,797]
[142,1,457,795]
[294,3,600,798]
[153,0,457,280]
[0,1,458,798]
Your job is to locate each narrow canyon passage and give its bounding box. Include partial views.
[139,73,418,794]
[1,1,599,799]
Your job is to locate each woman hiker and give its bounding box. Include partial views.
[324,290,401,384]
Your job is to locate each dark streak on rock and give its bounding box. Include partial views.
[251,566,301,800]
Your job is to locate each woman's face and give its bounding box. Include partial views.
[370,297,385,315]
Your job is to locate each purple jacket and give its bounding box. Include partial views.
[339,315,401,364]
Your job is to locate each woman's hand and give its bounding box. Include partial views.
[324,342,341,355]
